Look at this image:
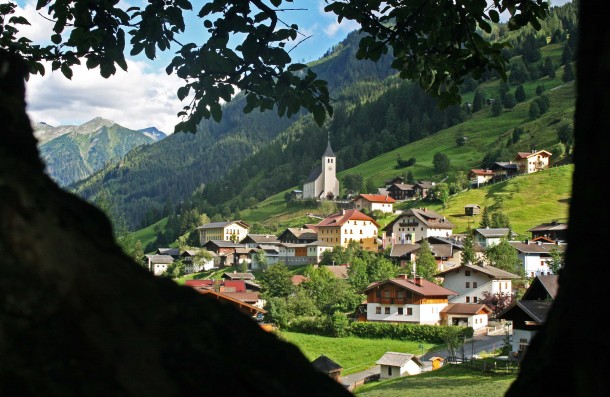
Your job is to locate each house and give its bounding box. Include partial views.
[197,220,250,245]
[386,183,415,200]
[352,194,396,213]
[321,265,349,279]
[240,233,279,248]
[249,244,281,269]
[413,181,434,199]
[195,289,267,320]
[277,243,318,266]
[527,220,568,243]
[464,204,481,216]
[277,227,318,244]
[291,189,303,199]
[145,254,174,276]
[468,169,494,187]
[434,262,519,304]
[180,249,216,273]
[156,247,180,259]
[364,274,458,324]
[508,240,566,277]
[303,140,340,200]
[473,227,514,248]
[376,352,423,379]
[306,241,334,263]
[311,355,343,383]
[513,149,552,174]
[489,161,519,181]
[221,272,255,281]
[202,240,247,267]
[389,236,464,271]
[439,303,493,332]
[382,207,455,247]
[316,209,379,251]
[384,176,405,188]
[497,276,558,362]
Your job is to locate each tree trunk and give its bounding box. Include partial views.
[0,50,350,396]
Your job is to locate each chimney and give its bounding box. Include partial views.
[414,275,422,286]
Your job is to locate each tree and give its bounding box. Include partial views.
[479,207,492,228]
[491,97,503,116]
[461,228,477,266]
[484,238,522,275]
[543,56,556,78]
[343,173,364,194]
[259,263,294,298]
[529,101,541,119]
[515,85,527,102]
[548,247,565,275]
[563,62,575,83]
[405,170,415,185]
[479,291,514,317]
[433,152,451,174]
[472,90,485,112]
[253,249,269,270]
[415,240,438,280]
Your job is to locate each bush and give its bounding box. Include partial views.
[347,322,471,344]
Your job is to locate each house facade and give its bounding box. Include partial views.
[197,220,250,246]
[469,169,494,187]
[277,227,318,244]
[527,220,568,243]
[439,303,493,332]
[386,183,415,200]
[364,275,458,325]
[474,227,512,248]
[303,140,340,200]
[382,207,455,247]
[514,150,552,174]
[434,262,519,304]
[180,249,216,273]
[316,209,379,251]
[352,194,396,213]
[509,241,566,277]
[145,254,174,276]
[376,352,423,379]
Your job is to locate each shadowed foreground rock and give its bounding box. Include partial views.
[0,50,351,397]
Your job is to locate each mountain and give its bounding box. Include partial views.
[36,118,157,187]
[138,127,167,141]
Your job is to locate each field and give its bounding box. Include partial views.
[354,364,517,397]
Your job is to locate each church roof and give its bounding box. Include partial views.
[323,140,335,157]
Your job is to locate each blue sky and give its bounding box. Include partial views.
[15,0,358,134]
[14,0,571,135]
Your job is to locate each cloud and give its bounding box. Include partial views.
[26,61,186,135]
[315,1,359,38]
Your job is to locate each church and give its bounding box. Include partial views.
[303,140,340,200]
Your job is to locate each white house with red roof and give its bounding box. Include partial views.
[316,209,379,251]
[352,194,396,213]
[364,274,458,324]
[514,149,552,174]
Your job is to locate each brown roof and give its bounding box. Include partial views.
[220,291,261,304]
[389,244,420,258]
[440,303,493,315]
[365,276,458,297]
[514,150,553,160]
[383,207,455,232]
[222,272,255,280]
[469,169,494,176]
[509,241,566,255]
[291,275,309,285]
[317,209,379,228]
[196,289,266,314]
[311,355,342,373]
[353,194,396,204]
[324,265,349,279]
[434,262,520,279]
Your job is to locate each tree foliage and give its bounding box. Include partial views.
[415,240,437,280]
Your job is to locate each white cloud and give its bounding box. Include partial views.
[316,1,360,38]
[25,60,186,135]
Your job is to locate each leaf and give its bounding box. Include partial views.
[60,63,73,79]
[489,10,500,23]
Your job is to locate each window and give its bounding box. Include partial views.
[473,296,478,303]
[376,290,381,298]
[465,282,470,288]
[384,307,390,314]
[375,307,381,314]
[383,289,390,298]
[406,307,413,315]
[466,297,470,303]
[398,308,404,315]
[473,282,478,288]
[388,367,392,376]
[465,270,471,276]
[397,291,404,298]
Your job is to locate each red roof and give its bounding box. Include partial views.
[515,150,552,159]
[469,169,494,176]
[184,280,214,287]
[316,209,379,228]
[354,194,396,204]
[291,275,309,285]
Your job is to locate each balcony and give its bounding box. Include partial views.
[379,298,406,305]
[398,221,418,227]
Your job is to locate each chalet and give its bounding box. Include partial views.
[316,209,379,251]
[474,227,514,248]
[386,183,415,200]
[376,352,423,379]
[352,194,396,214]
[180,249,216,273]
[277,227,318,244]
[240,234,279,248]
[197,220,250,245]
[468,169,494,187]
[145,254,174,276]
[489,161,518,181]
[527,220,568,243]
[513,149,552,174]
[439,303,493,332]
[434,262,519,304]
[509,240,566,278]
[384,176,405,188]
[383,207,454,247]
[364,274,458,324]
[389,236,464,271]
[413,181,434,199]
[497,275,558,362]
[202,240,247,267]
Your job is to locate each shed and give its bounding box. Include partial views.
[311,355,342,382]
[376,352,423,379]
[464,204,481,216]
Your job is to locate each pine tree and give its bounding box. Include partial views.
[515,85,526,102]
[415,240,438,280]
[479,207,491,228]
[563,63,575,82]
[461,228,477,266]
[472,90,484,112]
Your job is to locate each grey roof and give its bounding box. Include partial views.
[197,220,250,230]
[222,272,255,280]
[240,234,279,244]
[204,240,246,248]
[500,300,553,324]
[509,241,566,254]
[490,162,518,171]
[383,207,455,231]
[527,221,568,232]
[414,181,434,189]
[390,243,420,258]
[145,254,174,264]
[475,228,512,238]
[156,247,179,256]
[305,167,322,183]
[521,275,559,300]
[376,352,422,367]
[434,262,520,279]
[323,140,335,157]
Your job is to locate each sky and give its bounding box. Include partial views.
[15,0,359,135]
[14,0,571,135]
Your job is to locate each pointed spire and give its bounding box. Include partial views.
[323,137,335,157]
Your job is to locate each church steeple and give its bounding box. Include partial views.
[323,138,335,158]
